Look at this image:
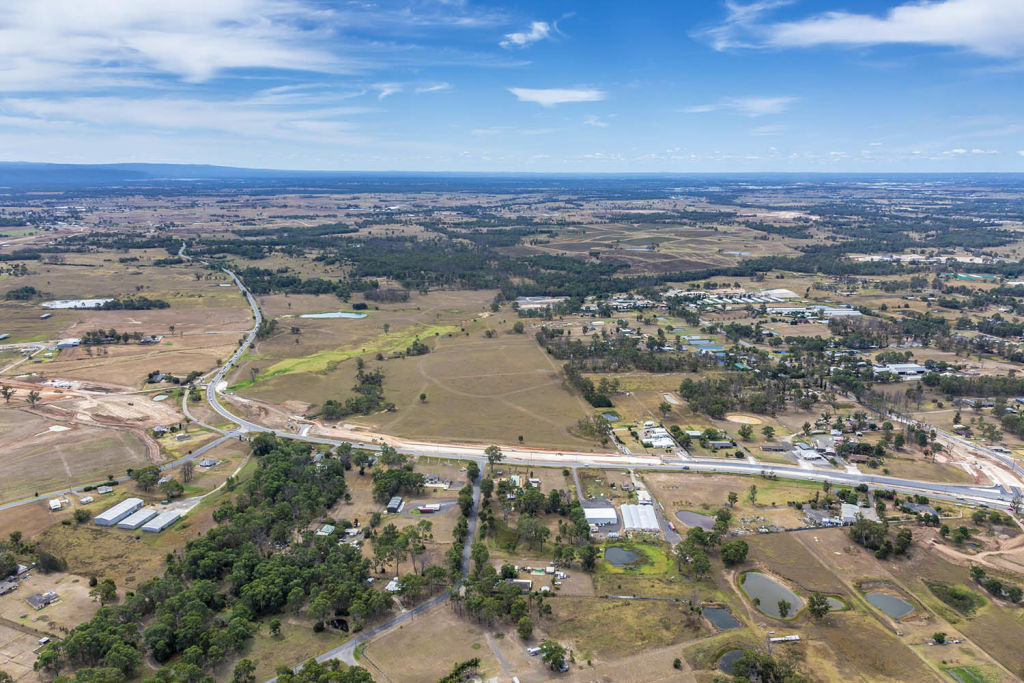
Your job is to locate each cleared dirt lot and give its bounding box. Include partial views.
[0,407,150,503]
[0,622,45,682]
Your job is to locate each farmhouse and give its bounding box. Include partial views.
[507,578,533,593]
[841,503,879,524]
[0,579,17,596]
[423,473,452,490]
[94,498,144,527]
[621,504,660,532]
[26,591,59,610]
[315,524,336,537]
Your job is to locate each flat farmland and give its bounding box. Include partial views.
[362,605,501,683]
[0,256,248,344]
[513,218,801,275]
[238,291,599,450]
[38,331,243,387]
[0,407,150,503]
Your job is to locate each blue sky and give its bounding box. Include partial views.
[1,0,1022,172]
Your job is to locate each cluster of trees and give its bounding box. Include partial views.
[98,296,170,310]
[562,363,613,407]
[321,362,394,419]
[4,285,41,300]
[37,436,384,681]
[848,516,913,559]
[82,328,147,345]
[970,566,1023,604]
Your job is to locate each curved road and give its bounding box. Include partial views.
[184,266,1020,678]
[203,269,1022,512]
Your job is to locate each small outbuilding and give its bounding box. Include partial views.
[386,497,403,514]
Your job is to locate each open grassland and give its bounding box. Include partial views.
[363,605,501,683]
[230,618,343,683]
[0,407,150,503]
[513,217,800,275]
[546,597,706,662]
[239,291,601,449]
[0,255,249,344]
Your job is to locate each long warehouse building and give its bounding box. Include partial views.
[117,509,158,530]
[141,511,180,533]
[621,504,661,532]
[94,498,144,527]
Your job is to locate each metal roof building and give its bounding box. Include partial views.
[621,504,660,532]
[141,511,180,533]
[94,498,144,526]
[117,508,158,530]
[582,502,617,526]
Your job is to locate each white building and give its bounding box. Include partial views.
[621,504,660,532]
[118,509,158,530]
[94,498,144,526]
[141,511,180,532]
[583,504,618,526]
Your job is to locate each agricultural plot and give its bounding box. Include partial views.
[0,407,150,503]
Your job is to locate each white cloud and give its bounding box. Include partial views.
[943,147,999,155]
[0,0,509,92]
[584,115,609,128]
[500,21,552,49]
[372,83,402,100]
[682,96,796,116]
[750,124,784,136]
[0,92,376,144]
[1018,150,1024,157]
[415,83,452,93]
[508,87,606,106]
[699,0,793,50]
[705,0,1024,58]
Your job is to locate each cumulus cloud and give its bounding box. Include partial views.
[682,96,796,116]
[508,87,606,106]
[703,0,1024,58]
[500,21,552,48]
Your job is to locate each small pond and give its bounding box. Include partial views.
[826,597,847,611]
[865,592,914,618]
[717,649,746,674]
[602,413,619,421]
[298,311,368,319]
[675,510,716,530]
[604,547,638,567]
[739,572,805,619]
[704,607,739,630]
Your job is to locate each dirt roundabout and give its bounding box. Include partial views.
[725,413,763,425]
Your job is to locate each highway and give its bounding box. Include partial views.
[202,267,1020,512]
